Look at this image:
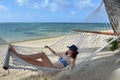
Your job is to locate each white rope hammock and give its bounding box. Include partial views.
[0,30,119,77]
[0,1,120,77]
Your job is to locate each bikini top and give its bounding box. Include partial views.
[59,57,68,67]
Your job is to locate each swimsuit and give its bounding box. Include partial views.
[59,57,68,67]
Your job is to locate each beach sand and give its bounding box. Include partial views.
[70,50,120,80]
[0,35,120,80]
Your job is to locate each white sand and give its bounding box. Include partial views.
[70,50,120,80]
[0,35,120,80]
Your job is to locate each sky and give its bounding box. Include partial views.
[0,0,109,23]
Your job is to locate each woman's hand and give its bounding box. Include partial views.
[44,45,49,48]
[44,45,58,56]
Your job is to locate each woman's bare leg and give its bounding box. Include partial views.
[21,58,44,67]
[40,52,55,68]
[18,52,55,68]
[9,45,43,59]
[9,45,55,68]
[9,45,42,59]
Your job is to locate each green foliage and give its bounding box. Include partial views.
[107,38,119,51]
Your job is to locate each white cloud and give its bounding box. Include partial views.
[49,0,72,12]
[41,0,49,8]
[15,0,28,6]
[30,0,49,9]
[30,3,41,9]
[15,0,49,9]
[15,0,73,12]
[15,0,95,12]
[49,2,58,12]
[0,5,9,11]
[76,0,94,10]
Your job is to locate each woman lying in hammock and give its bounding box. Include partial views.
[9,44,78,70]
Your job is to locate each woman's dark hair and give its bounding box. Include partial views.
[65,51,78,59]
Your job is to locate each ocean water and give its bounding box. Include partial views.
[0,23,111,43]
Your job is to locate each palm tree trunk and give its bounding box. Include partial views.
[103,0,120,34]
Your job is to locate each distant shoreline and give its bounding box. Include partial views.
[0,22,109,24]
[0,23,112,44]
[11,35,64,44]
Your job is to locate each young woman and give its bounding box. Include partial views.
[9,44,78,70]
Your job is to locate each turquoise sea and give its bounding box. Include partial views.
[0,23,112,43]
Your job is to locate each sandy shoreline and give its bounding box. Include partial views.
[0,33,120,80]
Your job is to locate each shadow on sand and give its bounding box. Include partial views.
[70,50,120,80]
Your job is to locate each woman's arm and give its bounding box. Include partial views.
[45,45,61,56]
[70,58,75,70]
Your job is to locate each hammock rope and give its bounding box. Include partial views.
[1,29,119,75]
[0,13,119,77]
[0,1,119,78]
[0,26,119,78]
